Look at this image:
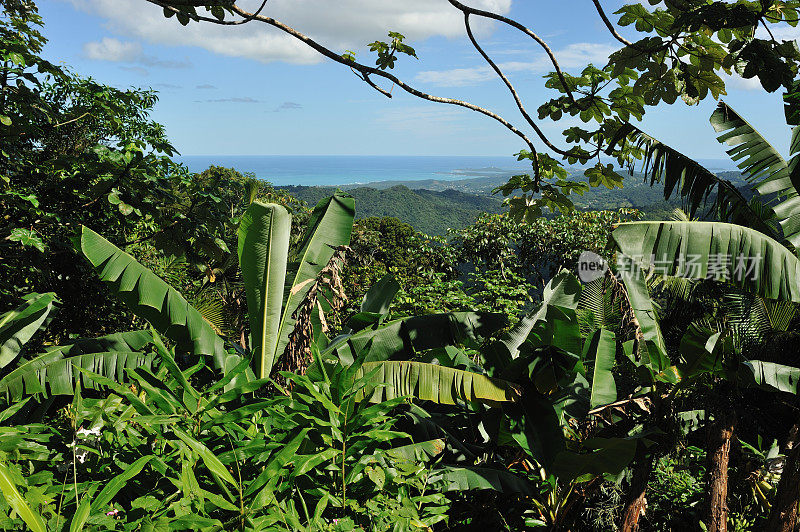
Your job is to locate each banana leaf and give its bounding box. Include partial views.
[78,226,227,368]
[355,360,521,406]
[741,359,800,394]
[587,328,617,409]
[237,201,292,378]
[431,466,534,495]
[273,193,354,375]
[552,437,638,481]
[609,122,763,230]
[326,311,507,365]
[711,101,800,247]
[0,293,57,369]
[482,270,581,374]
[0,348,155,400]
[613,221,800,303]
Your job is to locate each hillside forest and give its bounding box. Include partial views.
[3,0,800,531]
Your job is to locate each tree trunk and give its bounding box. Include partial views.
[705,410,737,532]
[620,450,653,532]
[766,419,800,532]
[553,478,599,532]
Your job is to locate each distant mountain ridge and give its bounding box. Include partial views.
[279,170,751,235]
[280,184,503,236]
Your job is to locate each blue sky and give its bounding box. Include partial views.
[39,0,795,160]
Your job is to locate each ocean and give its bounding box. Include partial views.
[176,155,738,187]
[176,155,533,187]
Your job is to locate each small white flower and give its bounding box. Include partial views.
[76,426,101,438]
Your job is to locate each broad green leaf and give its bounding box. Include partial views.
[0,330,155,399]
[613,221,800,303]
[91,455,155,511]
[552,437,637,480]
[711,102,800,247]
[244,428,310,499]
[0,397,30,423]
[0,461,46,532]
[169,515,222,529]
[0,293,57,369]
[327,312,506,366]
[58,330,155,354]
[587,328,617,409]
[386,439,446,461]
[615,257,671,374]
[0,349,154,400]
[69,496,90,532]
[355,360,520,406]
[274,193,355,371]
[432,466,533,495]
[742,359,800,394]
[610,121,768,233]
[173,428,237,486]
[359,274,400,315]
[78,226,226,368]
[8,228,45,252]
[504,391,565,468]
[292,448,339,477]
[483,270,581,372]
[677,325,728,379]
[238,201,291,379]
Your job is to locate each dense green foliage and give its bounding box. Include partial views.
[284,171,752,235]
[3,1,800,531]
[281,185,503,236]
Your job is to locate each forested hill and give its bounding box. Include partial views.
[280,171,750,235]
[279,185,503,235]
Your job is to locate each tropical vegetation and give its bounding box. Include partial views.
[3,0,800,531]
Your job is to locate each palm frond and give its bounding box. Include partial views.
[670,208,691,221]
[191,296,229,337]
[577,276,621,337]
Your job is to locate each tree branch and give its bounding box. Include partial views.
[446,0,579,105]
[463,11,577,161]
[156,0,267,25]
[53,111,91,128]
[591,0,633,47]
[146,0,544,181]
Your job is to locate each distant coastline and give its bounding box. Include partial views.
[177,154,739,188]
[177,155,531,187]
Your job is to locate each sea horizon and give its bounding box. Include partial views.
[176,154,738,187]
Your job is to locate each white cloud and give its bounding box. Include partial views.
[83,37,141,61]
[415,42,617,87]
[83,36,191,69]
[69,0,511,65]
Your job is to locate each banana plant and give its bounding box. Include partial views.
[0,330,156,400]
[606,89,800,530]
[77,193,355,382]
[76,192,520,408]
[312,271,521,407]
[0,292,57,370]
[77,226,229,369]
[0,293,157,400]
[237,193,355,378]
[610,100,800,248]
